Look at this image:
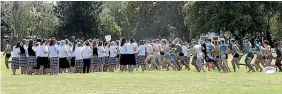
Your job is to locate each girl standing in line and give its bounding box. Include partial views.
[59,40,70,73]
[137,40,147,71]
[19,40,28,74]
[119,37,128,72]
[82,41,92,73]
[68,42,75,73]
[27,40,37,75]
[126,38,138,72]
[91,40,99,72]
[11,42,21,75]
[74,42,84,73]
[104,42,110,72]
[37,40,49,75]
[48,40,59,75]
[109,41,117,72]
[98,41,106,72]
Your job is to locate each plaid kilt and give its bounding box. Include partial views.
[105,56,109,65]
[184,56,190,64]
[109,57,117,65]
[50,57,59,67]
[11,57,19,69]
[135,53,139,64]
[138,55,146,65]
[116,54,120,64]
[75,59,84,68]
[28,56,37,67]
[99,57,105,65]
[19,54,28,67]
[91,55,99,65]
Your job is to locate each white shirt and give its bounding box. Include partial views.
[58,46,68,58]
[133,43,138,53]
[146,44,154,54]
[37,45,48,57]
[119,44,127,54]
[182,46,189,56]
[105,47,110,57]
[126,43,137,54]
[191,45,203,57]
[98,46,106,57]
[82,46,92,59]
[110,46,117,57]
[12,47,20,57]
[48,46,58,57]
[67,45,73,57]
[74,47,83,60]
[138,45,146,56]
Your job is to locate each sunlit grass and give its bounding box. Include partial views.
[1,52,282,94]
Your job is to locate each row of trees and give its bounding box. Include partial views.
[1,1,282,43]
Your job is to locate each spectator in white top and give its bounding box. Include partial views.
[119,37,127,72]
[74,42,84,73]
[126,38,138,72]
[98,41,106,72]
[37,40,49,75]
[81,41,92,73]
[11,42,21,75]
[58,40,70,73]
[109,41,117,72]
[48,40,59,75]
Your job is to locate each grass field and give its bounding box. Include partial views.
[1,53,282,94]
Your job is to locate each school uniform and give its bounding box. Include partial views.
[109,46,117,65]
[59,45,70,68]
[48,45,59,67]
[74,47,83,68]
[19,46,28,67]
[119,44,127,65]
[27,46,37,67]
[138,45,146,65]
[82,46,92,73]
[104,47,110,65]
[98,46,106,65]
[68,45,75,67]
[11,47,20,69]
[126,43,137,65]
[91,47,99,65]
[37,45,49,68]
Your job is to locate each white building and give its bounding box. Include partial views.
[200,32,220,41]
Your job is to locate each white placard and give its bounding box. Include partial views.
[105,35,111,42]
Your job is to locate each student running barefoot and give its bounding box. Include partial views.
[243,38,256,73]
[219,39,231,72]
[274,42,282,72]
[145,42,155,70]
[190,41,206,72]
[11,42,21,75]
[263,40,273,67]
[3,40,12,69]
[182,42,191,70]
[160,39,176,71]
[48,40,59,75]
[109,41,117,72]
[27,40,37,75]
[98,41,106,72]
[91,40,99,72]
[59,40,70,73]
[19,40,28,74]
[119,37,128,72]
[37,40,49,75]
[82,41,92,73]
[74,42,84,73]
[253,39,264,72]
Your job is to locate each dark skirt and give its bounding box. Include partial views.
[70,57,75,67]
[120,54,127,65]
[19,54,28,67]
[37,57,49,68]
[11,57,19,69]
[28,56,37,67]
[5,54,11,59]
[59,57,70,68]
[99,57,105,65]
[91,55,99,65]
[184,56,190,63]
[127,54,136,65]
[105,56,109,65]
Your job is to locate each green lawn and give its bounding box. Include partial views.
[1,53,282,94]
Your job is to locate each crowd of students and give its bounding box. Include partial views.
[2,37,282,75]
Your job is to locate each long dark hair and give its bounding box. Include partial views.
[49,39,56,46]
[15,41,21,48]
[120,37,127,46]
[130,37,135,44]
[28,40,34,47]
[41,39,46,45]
